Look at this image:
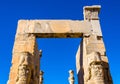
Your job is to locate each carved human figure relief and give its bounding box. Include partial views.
[90,62,104,80]
[85,51,113,84]
[85,52,105,82]
[16,52,33,84]
[16,65,31,84]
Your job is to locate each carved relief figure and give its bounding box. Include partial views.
[85,52,112,84]
[90,62,104,80]
[16,52,33,84]
[85,52,105,82]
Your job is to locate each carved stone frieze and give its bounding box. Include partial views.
[85,52,112,84]
[16,52,34,84]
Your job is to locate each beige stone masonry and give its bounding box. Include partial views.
[16,20,93,38]
[8,5,113,84]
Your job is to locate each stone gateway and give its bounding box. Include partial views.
[7,5,113,84]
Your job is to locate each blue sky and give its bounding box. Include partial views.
[0,0,120,84]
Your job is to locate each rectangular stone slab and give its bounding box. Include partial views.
[17,20,92,38]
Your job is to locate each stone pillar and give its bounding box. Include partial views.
[39,50,43,84]
[83,5,102,36]
[76,5,113,84]
[39,71,44,84]
[39,50,42,58]
[7,20,40,84]
[68,70,75,84]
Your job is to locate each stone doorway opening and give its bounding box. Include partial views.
[37,38,81,84]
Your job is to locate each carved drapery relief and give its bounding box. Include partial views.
[84,52,112,84]
[90,62,104,81]
[16,65,31,84]
[16,52,33,84]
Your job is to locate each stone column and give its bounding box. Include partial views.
[76,5,113,84]
[39,50,42,58]
[39,71,44,84]
[39,50,42,84]
[68,70,75,84]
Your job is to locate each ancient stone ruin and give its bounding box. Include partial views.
[68,70,75,84]
[7,5,113,84]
